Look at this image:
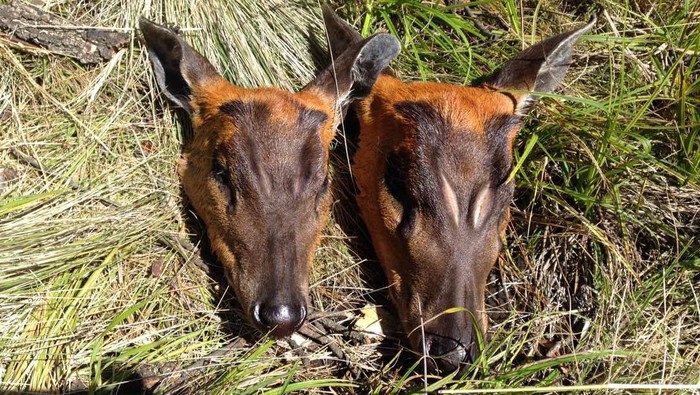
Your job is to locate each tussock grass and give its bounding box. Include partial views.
[1,0,698,393]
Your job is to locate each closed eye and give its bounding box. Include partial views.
[213,168,227,183]
[384,151,412,208]
[398,207,417,238]
[314,175,330,213]
[384,151,419,237]
[212,158,236,211]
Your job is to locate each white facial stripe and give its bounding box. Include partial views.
[441,174,460,227]
[472,187,492,229]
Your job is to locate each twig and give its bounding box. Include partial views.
[9,147,80,189]
[156,337,248,391]
[307,308,350,320]
[297,323,345,361]
[9,147,40,168]
[314,316,367,344]
[158,233,210,274]
[286,337,312,368]
[306,306,368,344]
[462,6,495,40]
[444,0,495,39]
[307,306,367,344]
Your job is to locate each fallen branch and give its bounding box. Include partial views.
[9,147,80,190]
[297,323,346,361]
[154,337,248,392]
[157,233,210,275]
[0,0,129,64]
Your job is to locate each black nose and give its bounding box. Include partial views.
[252,303,306,338]
[425,334,471,374]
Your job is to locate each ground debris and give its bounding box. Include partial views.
[9,147,80,189]
[0,167,18,195]
[0,0,129,64]
[155,338,249,392]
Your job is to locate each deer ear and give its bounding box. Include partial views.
[139,17,224,113]
[305,8,400,113]
[321,5,363,61]
[487,18,595,115]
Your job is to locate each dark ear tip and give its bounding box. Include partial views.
[371,33,401,58]
[138,16,155,31]
[321,3,333,16]
[586,16,597,29]
[321,4,342,26]
[138,16,175,35]
[579,16,596,35]
[569,16,596,39]
[139,17,180,48]
[581,15,598,33]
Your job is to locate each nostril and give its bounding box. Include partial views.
[426,335,470,374]
[257,303,306,338]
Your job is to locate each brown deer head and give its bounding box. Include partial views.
[140,17,399,338]
[323,6,592,372]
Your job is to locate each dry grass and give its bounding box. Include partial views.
[1,0,698,393]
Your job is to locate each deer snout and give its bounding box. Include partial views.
[410,301,482,374]
[252,301,307,338]
[424,332,475,374]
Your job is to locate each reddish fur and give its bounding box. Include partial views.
[139,12,402,338]
[178,79,338,310]
[352,74,520,338]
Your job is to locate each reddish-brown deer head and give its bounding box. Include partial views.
[140,17,399,338]
[323,6,592,372]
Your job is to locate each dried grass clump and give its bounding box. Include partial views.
[1,0,698,393]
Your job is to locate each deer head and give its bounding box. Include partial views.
[140,16,399,338]
[323,6,592,372]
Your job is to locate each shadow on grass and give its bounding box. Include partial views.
[329,106,424,383]
[62,364,157,394]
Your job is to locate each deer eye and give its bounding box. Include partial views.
[314,175,330,213]
[212,158,236,211]
[384,151,411,208]
[397,207,417,238]
[319,175,329,196]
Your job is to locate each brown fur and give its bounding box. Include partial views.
[178,83,337,327]
[140,15,400,338]
[321,4,592,371]
[352,75,518,348]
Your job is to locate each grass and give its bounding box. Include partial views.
[1,0,698,393]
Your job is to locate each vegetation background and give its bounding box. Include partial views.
[0,0,698,393]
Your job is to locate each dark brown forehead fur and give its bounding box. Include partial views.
[391,98,521,202]
[215,97,329,199]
